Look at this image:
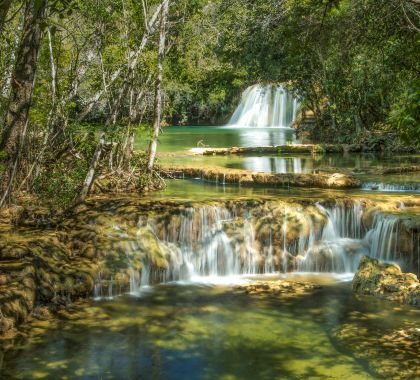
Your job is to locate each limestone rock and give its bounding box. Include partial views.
[352,256,420,305]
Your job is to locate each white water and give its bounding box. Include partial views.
[364,213,398,262]
[228,84,299,128]
[94,202,409,297]
[362,182,420,193]
[127,204,406,288]
[242,157,310,174]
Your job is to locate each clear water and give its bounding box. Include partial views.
[136,126,419,192]
[148,178,420,202]
[1,277,418,379]
[135,126,298,152]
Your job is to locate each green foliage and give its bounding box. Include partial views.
[33,122,97,209]
[130,152,165,191]
[389,82,420,146]
[33,158,88,209]
[209,0,420,144]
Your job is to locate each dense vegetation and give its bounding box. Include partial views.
[0,0,419,208]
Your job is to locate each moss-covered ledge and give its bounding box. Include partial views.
[190,144,365,156]
[162,165,361,189]
[189,143,420,156]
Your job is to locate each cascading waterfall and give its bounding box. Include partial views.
[296,203,367,273]
[282,207,288,273]
[127,251,140,293]
[364,213,398,262]
[228,84,299,128]
[362,182,420,193]
[97,202,408,297]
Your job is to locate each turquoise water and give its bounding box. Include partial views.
[135,126,297,152]
[136,126,419,192]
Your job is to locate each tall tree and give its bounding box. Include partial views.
[147,0,169,172]
[75,0,169,204]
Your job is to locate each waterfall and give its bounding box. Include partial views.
[126,252,140,293]
[228,84,299,128]
[96,202,411,297]
[282,208,288,272]
[317,203,364,240]
[296,203,368,273]
[362,182,420,193]
[364,213,398,263]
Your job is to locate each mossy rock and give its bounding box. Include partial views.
[353,256,420,305]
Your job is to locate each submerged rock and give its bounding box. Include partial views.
[233,280,321,296]
[352,256,419,305]
[381,165,420,175]
[333,323,420,379]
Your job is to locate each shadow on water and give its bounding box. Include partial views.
[1,278,418,379]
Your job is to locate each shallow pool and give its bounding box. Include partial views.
[1,276,418,379]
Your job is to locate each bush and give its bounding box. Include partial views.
[389,83,420,147]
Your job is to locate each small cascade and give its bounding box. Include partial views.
[264,229,275,273]
[362,182,420,193]
[95,200,414,297]
[93,272,103,299]
[317,202,364,239]
[108,276,113,298]
[364,213,398,263]
[282,208,288,273]
[296,203,368,273]
[297,239,369,273]
[228,84,299,128]
[126,253,140,293]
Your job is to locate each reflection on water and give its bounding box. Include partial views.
[234,127,297,146]
[242,156,307,173]
[2,279,418,379]
[149,178,420,202]
[160,152,420,192]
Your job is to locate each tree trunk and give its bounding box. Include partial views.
[74,2,169,204]
[75,76,130,204]
[46,27,57,128]
[147,0,169,173]
[2,10,23,97]
[0,0,47,207]
[0,0,13,36]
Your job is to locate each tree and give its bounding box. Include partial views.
[0,0,14,36]
[147,0,169,172]
[0,0,47,207]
